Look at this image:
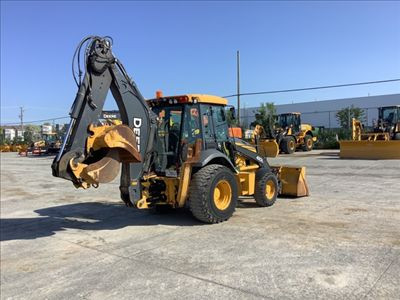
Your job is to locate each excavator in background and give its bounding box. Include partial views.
[251,112,317,157]
[52,36,309,223]
[340,105,400,159]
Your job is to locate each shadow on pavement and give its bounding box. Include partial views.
[0,202,202,242]
[318,157,380,160]
[237,201,259,208]
[25,154,56,159]
[237,197,298,209]
[313,151,340,157]
[322,152,340,156]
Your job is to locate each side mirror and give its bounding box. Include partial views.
[230,107,236,119]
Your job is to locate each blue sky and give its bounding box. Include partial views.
[1,1,400,124]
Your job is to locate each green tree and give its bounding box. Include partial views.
[0,127,5,145]
[23,125,41,144]
[250,102,276,130]
[335,105,365,129]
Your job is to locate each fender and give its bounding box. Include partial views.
[192,149,238,173]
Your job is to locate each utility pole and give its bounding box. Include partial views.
[19,106,25,140]
[236,50,240,125]
[243,102,247,128]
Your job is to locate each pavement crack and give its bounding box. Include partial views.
[359,250,399,299]
[53,234,271,299]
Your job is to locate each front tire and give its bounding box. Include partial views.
[281,136,296,154]
[189,164,238,223]
[255,172,278,207]
[302,135,313,151]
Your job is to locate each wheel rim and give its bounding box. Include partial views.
[213,179,232,210]
[289,140,295,150]
[307,139,312,148]
[265,180,276,199]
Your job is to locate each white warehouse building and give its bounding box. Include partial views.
[240,93,400,129]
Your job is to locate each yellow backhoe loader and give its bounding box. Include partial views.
[340,106,400,159]
[52,36,310,223]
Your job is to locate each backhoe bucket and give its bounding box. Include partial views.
[258,140,280,158]
[87,124,142,162]
[340,140,400,159]
[274,166,310,197]
[70,124,142,188]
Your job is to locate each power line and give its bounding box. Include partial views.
[1,116,69,126]
[223,78,400,98]
[1,78,399,125]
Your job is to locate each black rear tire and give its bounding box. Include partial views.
[255,172,278,207]
[302,135,313,151]
[393,133,400,140]
[189,164,238,223]
[281,136,296,154]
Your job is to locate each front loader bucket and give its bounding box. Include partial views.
[340,140,400,159]
[274,166,310,197]
[70,124,142,188]
[258,140,280,158]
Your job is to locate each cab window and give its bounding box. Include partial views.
[152,106,183,172]
[182,105,201,144]
[201,106,214,144]
[211,105,228,142]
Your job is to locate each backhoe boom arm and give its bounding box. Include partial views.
[52,36,157,205]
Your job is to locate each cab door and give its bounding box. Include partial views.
[211,105,229,143]
[200,104,229,150]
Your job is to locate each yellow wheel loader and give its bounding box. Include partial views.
[340,106,400,159]
[251,112,317,157]
[30,133,62,155]
[275,113,317,154]
[0,144,11,152]
[0,144,29,153]
[52,36,309,223]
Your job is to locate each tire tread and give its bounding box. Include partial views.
[189,164,236,223]
[254,172,278,207]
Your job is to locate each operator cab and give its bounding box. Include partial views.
[148,94,233,176]
[379,106,400,125]
[277,112,301,132]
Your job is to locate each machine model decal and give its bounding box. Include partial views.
[133,117,142,152]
